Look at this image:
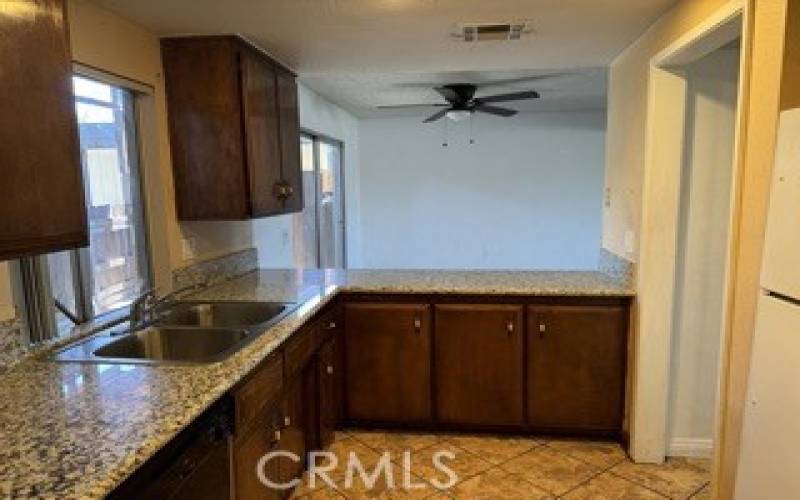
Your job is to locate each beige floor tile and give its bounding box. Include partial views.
[561,472,666,499]
[546,439,629,469]
[349,430,443,456]
[335,460,439,499]
[500,446,600,496]
[403,443,494,488]
[449,466,553,499]
[292,485,348,499]
[444,434,543,465]
[610,458,710,499]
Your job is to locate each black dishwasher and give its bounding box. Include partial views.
[109,396,234,500]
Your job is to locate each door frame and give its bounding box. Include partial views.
[632,0,747,465]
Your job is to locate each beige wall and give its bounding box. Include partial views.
[68,0,253,289]
[603,0,735,261]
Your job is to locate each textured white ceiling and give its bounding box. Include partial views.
[92,0,675,115]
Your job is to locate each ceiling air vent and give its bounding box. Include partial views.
[456,22,530,42]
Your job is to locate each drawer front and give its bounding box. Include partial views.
[235,354,284,431]
[284,324,317,380]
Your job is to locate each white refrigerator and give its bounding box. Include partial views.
[735,108,800,499]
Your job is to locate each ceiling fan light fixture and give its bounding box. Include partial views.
[446,109,472,122]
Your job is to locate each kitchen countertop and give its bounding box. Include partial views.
[0,268,633,498]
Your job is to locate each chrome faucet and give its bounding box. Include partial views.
[127,281,208,331]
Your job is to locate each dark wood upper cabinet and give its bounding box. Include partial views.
[434,304,524,427]
[161,36,302,220]
[0,0,88,261]
[344,303,433,424]
[527,304,628,432]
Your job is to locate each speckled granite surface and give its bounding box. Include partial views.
[0,268,632,498]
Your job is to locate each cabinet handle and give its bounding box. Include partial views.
[284,415,291,427]
[326,365,334,375]
[285,185,294,197]
[269,429,281,446]
[506,320,515,335]
[413,317,421,333]
[325,321,337,330]
[539,323,546,337]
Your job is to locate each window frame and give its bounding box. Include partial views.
[299,129,346,269]
[17,67,154,343]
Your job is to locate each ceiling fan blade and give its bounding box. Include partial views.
[474,90,540,104]
[376,103,449,109]
[476,72,573,88]
[474,104,517,117]
[423,108,450,123]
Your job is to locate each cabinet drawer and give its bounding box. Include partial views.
[284,324,317,380]
[235,354,284,431]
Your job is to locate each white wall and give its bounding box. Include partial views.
[357,111,606,270]
[667,47,740,457]
[253,83,361,268]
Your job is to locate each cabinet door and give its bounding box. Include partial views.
[0,0,87,260]
[318,338,339,448]
[344,303,432,423]
[276,68,303,213]
[277,373,308,485]
[434,304,524,426]
[233,408,282,500]
[161,37,249,220]
[240,50,283,217]
[527,305,628,432]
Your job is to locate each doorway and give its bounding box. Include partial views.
[631,0,746,471]
[294,132,346,269]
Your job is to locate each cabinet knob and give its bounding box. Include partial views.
[326,321,337,330]
[285,185,294,196]
[326,365,334,375]
[507,320,515,335]
[284,415,291,427]
[539,323,546,337]
[413,317,421,333]
[270,429,281,446]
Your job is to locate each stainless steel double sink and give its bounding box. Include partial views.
[52,301,298,365]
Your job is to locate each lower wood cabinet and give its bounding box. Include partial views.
[434,304,524,426]
[317,337,339,448]
[527,304,628,432]
[344,303,432,424]
[233,405,282,500]
[277,373,309,485]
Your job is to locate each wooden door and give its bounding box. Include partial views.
[318,338,339,448]
[527,305,628,432]
[344,303,432,424]
[276,68,303,213]
[233,407,282,500]
[240,49,283,217]
[0,0,88,260]
[434,304,524,426]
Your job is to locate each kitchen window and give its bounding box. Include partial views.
[18,73,151,341]
[293,132,346,269]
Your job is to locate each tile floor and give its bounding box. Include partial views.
[290,430,711,499]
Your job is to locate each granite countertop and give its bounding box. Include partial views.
[0,268,633,498]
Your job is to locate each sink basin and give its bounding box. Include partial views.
[154,301,291,328]
[93,326,250,363]
[51,300,299,364]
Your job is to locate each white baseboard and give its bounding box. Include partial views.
[667,438,714,458]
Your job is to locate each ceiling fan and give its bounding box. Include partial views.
[377,83,540,123]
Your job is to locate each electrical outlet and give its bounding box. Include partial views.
[181,237,197,261]
[624,230,636,254]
